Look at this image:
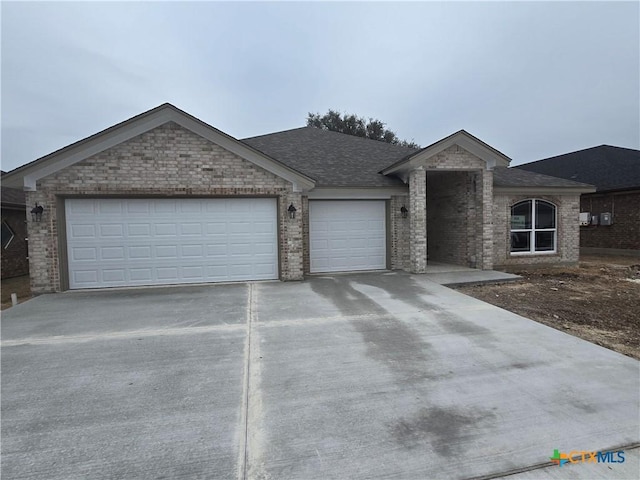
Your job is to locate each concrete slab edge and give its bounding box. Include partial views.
[439,276,522,287]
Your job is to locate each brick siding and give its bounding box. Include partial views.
[1,207,29,278]
[27,122,304,293]
[493,193,581,268]
[390,195,410,270]
[580,191,640,251]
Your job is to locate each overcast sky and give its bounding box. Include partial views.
[1,1,638,172]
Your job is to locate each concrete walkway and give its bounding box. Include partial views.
[1,272,638,479]
[424,261,521,286]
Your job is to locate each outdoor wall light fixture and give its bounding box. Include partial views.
[288,203,297,219]
[400,205,408,219]
[31,203,44,222]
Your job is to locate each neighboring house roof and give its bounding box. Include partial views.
[2,103,316,192]
[514,145,640,193]
[1,186,26,208]
[243,127,418,187]
[1,171,26,208]
[493,167,594,190]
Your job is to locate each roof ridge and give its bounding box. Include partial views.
[241,126,309,141]
[519,144,640,166]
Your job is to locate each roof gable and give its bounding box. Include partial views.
[2,104,315,192]
[380,130,511,179]
[515,145,640,192]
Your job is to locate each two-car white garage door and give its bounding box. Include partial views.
[65,198,278,289]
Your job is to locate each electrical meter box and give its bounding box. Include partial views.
[591,215,599,225]
[601,212,612,226]
[579,212,591,226]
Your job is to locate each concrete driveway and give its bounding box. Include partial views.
[2,272,638,479]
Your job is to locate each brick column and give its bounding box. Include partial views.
[390,195,410,270]
[409,168,427,273]
[280,192,304,280]
[480,169,494,270]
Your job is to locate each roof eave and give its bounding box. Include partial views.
[3,104,316,192]
[380,130,512,177]
[494,185,597,195]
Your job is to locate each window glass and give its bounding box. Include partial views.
[536,201,556,229]
[535,231,555,251]
[1,221,15,249]
[511,232,530,252]
[511,201,532,230]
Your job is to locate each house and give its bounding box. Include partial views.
[1,173,29,278]
[516,146,640,256]
[1,104,594,293]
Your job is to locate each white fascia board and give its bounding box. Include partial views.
[494,186,597,196]
[22,111,174,190]
[307,187,408,199]
[17,106,315,192]
[382,132,510,179]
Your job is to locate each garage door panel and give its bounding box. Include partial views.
[156,245,179,258]
[155,224,177,236]
[101,247,125,260]
[66,198,278,289]
[126,200,151,214]
[310,200,386,273]
[70,224,96,239]
[180,223,202,235]
[103,269,126,282]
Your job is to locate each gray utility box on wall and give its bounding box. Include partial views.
[591,215,599,225]
[600,212,613,226]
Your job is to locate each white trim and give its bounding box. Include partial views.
[5,105,316,192]
[509,199,558,255]
[1,220,16,249]
[307,187,408,199]
[381,130,511,179]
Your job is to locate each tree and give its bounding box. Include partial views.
[306,110,420,148]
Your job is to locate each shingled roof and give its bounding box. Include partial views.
[493,167,594,189]
[514,145,640,192]
[242,127,418,187]
[1,171,26,207]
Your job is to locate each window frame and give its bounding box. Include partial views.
[510,199,557,255]
[1,220,16,250]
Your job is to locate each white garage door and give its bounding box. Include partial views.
[309,200,386,273]
[65,198,278,289]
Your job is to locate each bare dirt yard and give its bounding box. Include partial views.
[455,255,640,360]
[1,275,31,310]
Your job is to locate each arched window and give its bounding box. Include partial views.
[510,200,556,254]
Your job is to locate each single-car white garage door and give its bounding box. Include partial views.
[309,200,386,273]
[65,198,278,289]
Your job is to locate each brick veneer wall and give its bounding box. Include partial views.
[1,207,29,278]
[390,195,410,270]
[493,193,580,268]
[411,146,493,270]
[26,122,304,293]
[426,171,472,266]
[409,168,427,273]
[580,191,640,250]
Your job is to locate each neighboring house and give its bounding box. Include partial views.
[2,104,594,293]
[1,172,29,278]
[516,146,640,256]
